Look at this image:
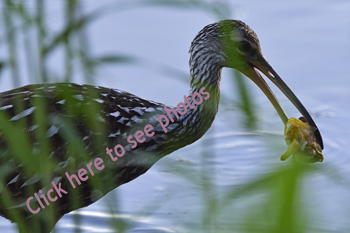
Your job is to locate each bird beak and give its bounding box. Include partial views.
[242,56,323,149]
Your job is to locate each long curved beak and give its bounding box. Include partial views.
[242,56,323,149]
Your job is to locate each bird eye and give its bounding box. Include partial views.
[238,41,252,53]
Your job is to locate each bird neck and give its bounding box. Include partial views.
[159,59,223,154]
[186,62,222,139]
[188,32,224,107]
[156,33,225,154]
[187,36,224,135]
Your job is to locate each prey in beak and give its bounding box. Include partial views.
[244,56,324,163]
[219,20,323,162]
[246,56,323,150]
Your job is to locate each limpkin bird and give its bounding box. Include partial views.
[0,20,323,233]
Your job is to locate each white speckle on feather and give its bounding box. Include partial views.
[117,117,129,124]
[8,175,20,185]
[0,105,13,110]
[108,133,119,137]
[145,108,156,113]
[132,107,144,114]
[57,100,65,104]
[16,91,29,95]
[131,115,143,123]
[110,111,120,117]
[10,107,35,121]
[94,99,103,103]
[73,94,83,101]
[28,125,38,132]
[46,125,59,137]
[97,116,105,122]
[20,174,41,188]
[117,105,129,113]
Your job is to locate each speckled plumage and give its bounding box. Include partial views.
[0,82,218,227]
[0,19,321,233]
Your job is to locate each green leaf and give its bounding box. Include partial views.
[0,61,6,75]
[42,14,95,57]
[93,55,137,65]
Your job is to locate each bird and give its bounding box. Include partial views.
[0,20,323,233]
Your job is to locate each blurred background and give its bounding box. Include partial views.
[0,0,349,232]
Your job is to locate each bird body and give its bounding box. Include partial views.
[0,20,322,232]
[0,82,215,218]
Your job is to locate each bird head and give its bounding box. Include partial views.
[191,20,323,149]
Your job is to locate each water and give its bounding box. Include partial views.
[0,0,349,232]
